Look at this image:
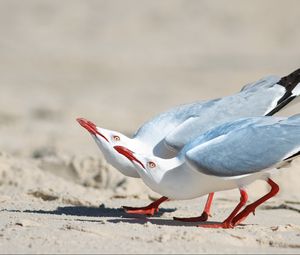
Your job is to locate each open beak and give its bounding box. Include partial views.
[114,146,145,169]
[76,118,109,143]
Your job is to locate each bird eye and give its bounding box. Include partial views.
[147,161,156,169]
[113,135,120,141]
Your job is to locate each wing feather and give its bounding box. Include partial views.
[185,116,300,177]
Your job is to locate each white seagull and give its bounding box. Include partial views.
[113,114,300,228]
[77,68,300,219]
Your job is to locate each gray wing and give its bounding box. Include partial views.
[136,72,297,153]
[240,75,280,92]
[185,115,300,177]
[164,76,284,151]
[164,116,201,150]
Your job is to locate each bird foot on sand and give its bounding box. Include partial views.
[173,212,209,222]
[122,205,159,216]
[197,220,235,229]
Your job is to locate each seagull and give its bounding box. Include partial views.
[77,68,300,219]
[113,114,300,228]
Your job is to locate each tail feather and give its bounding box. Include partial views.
[277,68,300,104]
[284,151,300,162]
[266,68,300,116]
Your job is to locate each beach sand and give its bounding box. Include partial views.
[0,1,299,253]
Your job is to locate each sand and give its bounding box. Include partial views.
[0,1,300,254]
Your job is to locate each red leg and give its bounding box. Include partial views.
[122,196,169,216]
[232,178,279,226]
[174,193,215,222]
[199,189,248,229]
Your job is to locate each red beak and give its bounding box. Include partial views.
[76,118,109,143]
[114,146,145,169]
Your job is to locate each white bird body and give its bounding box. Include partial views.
[79,69,300,179]
[115,115,300,200]
[135,159,269,200]
[135,158,268,200]
[78,69,300,223]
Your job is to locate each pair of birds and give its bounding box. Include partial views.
[77,68,300,228]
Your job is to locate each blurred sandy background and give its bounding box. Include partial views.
[0,0,300,254]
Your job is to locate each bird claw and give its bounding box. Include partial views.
[198,220,235,229]
[122,196,168,216]
[174,212,209,222]
[122,205,158,216]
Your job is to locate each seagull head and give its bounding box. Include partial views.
[113,145,169,183]
[76,117,140,177]
[113,146,146,170]
[77,118,110,143]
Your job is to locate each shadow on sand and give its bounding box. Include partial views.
[3,204,249,227]
[107,218,248,228]
[3,203,176,220]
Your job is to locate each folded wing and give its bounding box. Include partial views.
[185,115,300,177]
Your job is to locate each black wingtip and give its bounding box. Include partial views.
[278,68,300,91]
[273,68,300,107]
[284,151,300,162]
[265,68,300,116]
